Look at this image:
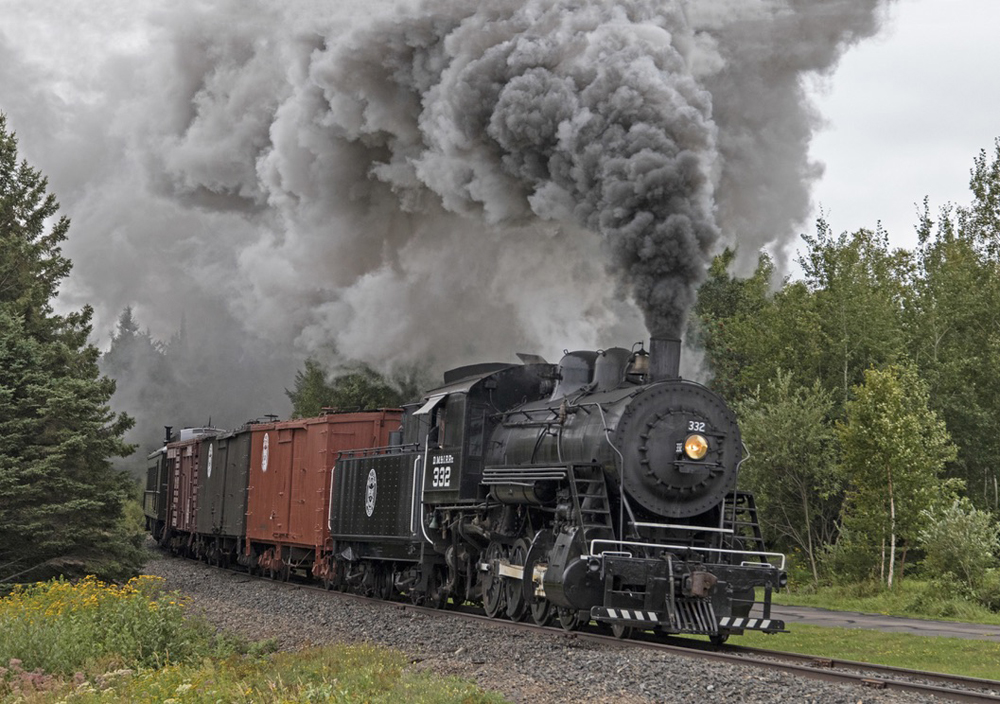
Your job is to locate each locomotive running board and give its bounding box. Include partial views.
[591,608,786,634]
[591,607,666,624]
[718,616,786,632]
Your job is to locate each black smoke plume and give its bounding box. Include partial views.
[0,0,893,443]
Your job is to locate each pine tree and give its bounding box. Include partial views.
[100,306,176,464]
[286,358,411,418]
[0,114,143,582]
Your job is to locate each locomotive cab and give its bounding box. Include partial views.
[412,362,554,503]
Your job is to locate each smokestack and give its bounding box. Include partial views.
[164,426,173,445]
[649,337,680,382]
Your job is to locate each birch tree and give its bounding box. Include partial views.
[837,365,957,587]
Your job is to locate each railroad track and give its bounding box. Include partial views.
[446,609,1000,702]
[222,562,1000,703]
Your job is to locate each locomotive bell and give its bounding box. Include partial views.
[630,348,650,377]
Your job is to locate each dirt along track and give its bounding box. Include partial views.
[752,603,1000,641]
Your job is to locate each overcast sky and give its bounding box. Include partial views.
[2,0,997,355]
[806,0,1000,253]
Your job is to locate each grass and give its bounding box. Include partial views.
[728,624,1000,680]
[3,644,507,703]
[0,575,505,703]
[27,644,508,703]
[771,578,1000,625]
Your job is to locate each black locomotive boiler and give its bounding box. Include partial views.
[327,337,786,642]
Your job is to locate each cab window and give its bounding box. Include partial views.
[443,395,466,448]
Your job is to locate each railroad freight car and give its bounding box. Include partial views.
[191,426,254,566]
[143,440,170,542]
[143,427,222,552]
[243,411,403,581]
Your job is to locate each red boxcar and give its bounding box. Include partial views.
[245,410,402,579]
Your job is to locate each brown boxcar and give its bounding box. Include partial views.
[165,438,203,549]
[245,410,402,579]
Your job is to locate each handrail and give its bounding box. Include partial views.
[337,443,420,460]
[589,538,786,571]
[632,521,734,534]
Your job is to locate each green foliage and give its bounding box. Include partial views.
[835,364,958,586]
[286,358,422,418]
[0,575,233,680]
[774,577,1000,624]
[919,498,1000,592]
[973,569,1000,612]
[1,613,503,704]
[730,621,1000,681]
[966,138,1000,249]
[799,221,912,405]
[685,141,1000,591]
[0,115,143,582]
[735,372,840,584]
[907,186,1000,507]
[694,222,912,412]
[689,249,780,401]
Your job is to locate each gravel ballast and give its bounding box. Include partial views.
[143,551,934,703]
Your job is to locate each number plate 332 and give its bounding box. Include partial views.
[432,465,452,488]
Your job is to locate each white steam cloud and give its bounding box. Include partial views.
[0,0,892,423]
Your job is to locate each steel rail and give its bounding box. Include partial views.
[721,642,1000,695]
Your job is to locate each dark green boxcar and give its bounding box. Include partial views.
[196,427,252,538]
[143,447,170,541]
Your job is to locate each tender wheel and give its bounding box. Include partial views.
[482,542,506,618]
[320,559,337,591]
[376,567,394,601]
[710,633,729,647]
[408,567,425,605]
[611,622,634,640]
[427,565,448,609]
[505,539,528,622]
[557,607,583,632]
[443,545,463,609]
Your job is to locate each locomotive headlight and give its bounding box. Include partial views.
[684,434,709,460]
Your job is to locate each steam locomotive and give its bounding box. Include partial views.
[144,337,785,643]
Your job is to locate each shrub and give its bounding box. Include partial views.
[974,569,1000,612]
[820,524,883,585]
[0,574,230,677]
[919,498,1000,591]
